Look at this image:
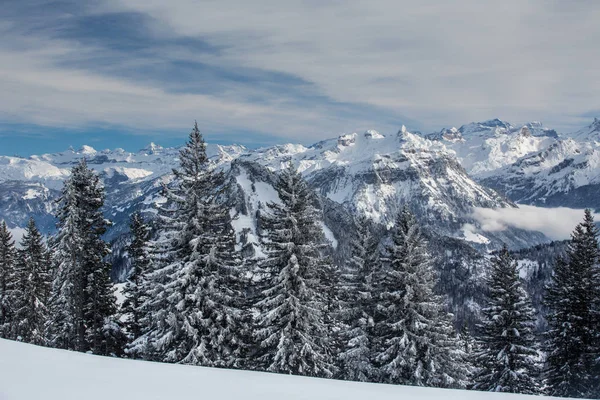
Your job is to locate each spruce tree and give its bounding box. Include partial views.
[338,215,379,382]
[13,218,51,345]
[373,206,467,388]
[473,245,540,394]
[458,320,476,384]
[252,165,334,378]
[0,221,17,339]
[133,123,246,367]
[320,257,343,361]
[545,209,599,398]
[122,212,151,343]
[47,159,121,355]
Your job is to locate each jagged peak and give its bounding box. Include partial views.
[141,142,163,154]
[458,119,513,135]
[526,121,543,128]
[78,145,97,155]
[570,117,600,142]
[395,125,410,141]
[364,129,385,139]
[337,132,357,147]
[518,126,532,137]
[480,118,512,128]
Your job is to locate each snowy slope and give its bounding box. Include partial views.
[0,339,558,400]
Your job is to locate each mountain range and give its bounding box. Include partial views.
[4,117,598,327]
[1,118,598,281]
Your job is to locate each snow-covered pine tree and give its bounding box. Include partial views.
[47,159,122,355]
[13,218,51,345]
[373,206,467,388]
[338,215,379,382]
[134,122,247,368]
[458,320,476,383]
[122,211,151,343]
[0,221,17,339]
[473,245,540,394]
[252,164,334,378]
[320,256,343,361]
[545,209,599,398]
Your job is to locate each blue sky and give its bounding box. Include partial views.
[1,0,600,156]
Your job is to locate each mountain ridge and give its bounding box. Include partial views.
[2,117,599,254]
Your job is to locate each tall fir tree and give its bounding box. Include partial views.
[133,122,247,367]
[373,206,467,388]
[0,221,17,339]
[473,245,540,394]
[47,159,122,355]
[122,211,151,344]
[252,164,335,378]
[458,320,476,384]
[13,218,51,345]
[319,257,343,361]
[545,209,600,398]
[338,215,379,382]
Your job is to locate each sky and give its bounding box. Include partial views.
[1,0,600,156]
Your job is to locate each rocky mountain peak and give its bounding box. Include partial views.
[141,142,163,154]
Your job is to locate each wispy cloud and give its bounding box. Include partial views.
[471,205,600,240]
[2,0,600,150]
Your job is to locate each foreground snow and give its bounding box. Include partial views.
[0,339,560,400]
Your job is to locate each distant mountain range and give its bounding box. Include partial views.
[1,117,599,261]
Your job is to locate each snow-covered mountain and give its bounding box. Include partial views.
[0,143,247,238]
[478,120,600,209]
[423,117,600,211]
[0,127,530,249]
[243,127,511,224]
[571,117,600,143]
[6,118,600,263]
[235,127,550,250]
[427,119,558,178]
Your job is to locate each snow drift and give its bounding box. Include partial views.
[0,339,559,400]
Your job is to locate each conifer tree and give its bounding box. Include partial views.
[473,245,540,394]
[13,218,51,345]
[0,221,17,339]
[338,215,379,382]
[252,165,334,378]
[122,212,151,343]
[458,320,476,383]
[545,209,599,398]
[133,122,246,367]
[373,206,467,388]
[320,257,343,359]
[47,159,121,355]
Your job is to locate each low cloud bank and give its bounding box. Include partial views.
[471,205,600,241]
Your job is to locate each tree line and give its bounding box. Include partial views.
[0,122,599,398]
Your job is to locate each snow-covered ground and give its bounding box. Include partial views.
[0,339,559,400]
